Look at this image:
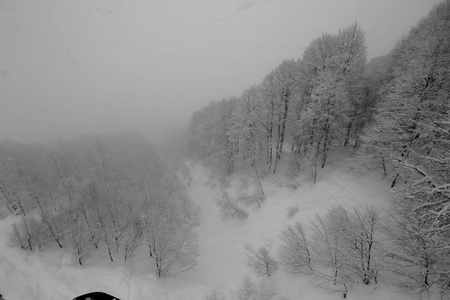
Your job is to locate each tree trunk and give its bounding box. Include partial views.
[254,166,265,200]
[344,106,358,147]
[107,245,114,262]
[0,182,15,214]
[321,122,330,168]
[391,173,399,188]
[313,141,322,184]
[381,155,387,177]
[274,93,290,174]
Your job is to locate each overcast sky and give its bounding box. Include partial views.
[0,0,442,143]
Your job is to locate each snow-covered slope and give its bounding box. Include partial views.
[0,151,410,300]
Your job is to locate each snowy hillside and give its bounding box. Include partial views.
[0,151,411,300]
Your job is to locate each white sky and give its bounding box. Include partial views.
[0,0,442,143]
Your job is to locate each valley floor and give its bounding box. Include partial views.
[0,151,414,300]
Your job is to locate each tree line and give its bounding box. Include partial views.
[189,22,370,181]
[193,0,450,298]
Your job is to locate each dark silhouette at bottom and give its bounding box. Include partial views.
[73,292,121,300]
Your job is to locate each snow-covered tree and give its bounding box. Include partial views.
[382,196,450,297]
[279,222,313,275]
[361,2,450,296]
[236,276,278,300]
[204,289,227,300]
[269,60,299,173]
[143,165,199,277]
[279,206,380,298]
[33,194,65,248]
[8,216,49,251]
[80,181,119,262]
[309,212,351,298]
[296,23,367,170]
[230,86,261,167]
[67,213,93,266]
[217,192,248,220]
[327,206,380,285]
[189,99,238,175]
[122,214,143,261]
[245,244,279,277]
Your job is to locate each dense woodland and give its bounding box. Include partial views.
[190,1,450,299]
[0,1,449,299]
[0,133,198,277]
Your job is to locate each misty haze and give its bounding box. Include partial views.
[0,0,449,300]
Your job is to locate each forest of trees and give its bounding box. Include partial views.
[189,22,369,182]
[0,1,448,299]
[190,1,450,298]
[0,132,199,277]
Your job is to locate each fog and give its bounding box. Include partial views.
[0,0,441,144]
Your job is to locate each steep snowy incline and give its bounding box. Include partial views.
[179,163,250,295]
[175,154,406,300]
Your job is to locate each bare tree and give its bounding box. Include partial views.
[279,206,380,298]
[144,205,199,277]
[382,197,450,297]
[33,194,65,248]
[67,220,93,266]
[245,244,279,277]
[279,222,314,275]
[143,166,199,277]
[123,217,143,261]
[360,2,450,297]
[204,289,227,300]
[217,192,248,220]
[236,276,278,300]
[8,216,49,251]
[81,181,117,262]
[309,213,351,298]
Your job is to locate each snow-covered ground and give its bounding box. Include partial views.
[0,151,413,300]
